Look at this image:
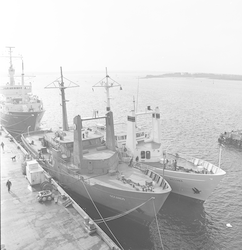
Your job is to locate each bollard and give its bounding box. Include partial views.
[84,216,89,225]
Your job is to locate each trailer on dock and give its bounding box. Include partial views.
[26,160,46,185]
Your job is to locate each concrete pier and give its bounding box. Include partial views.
[1,129,121,250]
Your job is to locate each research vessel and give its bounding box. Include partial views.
[0,47,45,139]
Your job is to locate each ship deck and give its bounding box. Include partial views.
[24,132,166,194]
[83,163,165,193]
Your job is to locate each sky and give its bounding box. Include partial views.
[0,0,242,74]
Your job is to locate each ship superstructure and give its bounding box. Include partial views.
[0,47,45,139]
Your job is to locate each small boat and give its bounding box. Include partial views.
[119,106,226,202]
[0,47,45,140]
[21,68,171,225]
[218,130,242,148]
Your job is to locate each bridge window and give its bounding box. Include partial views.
[146,151,150,159]
[141,151,145,159]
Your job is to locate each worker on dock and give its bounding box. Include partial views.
[1,141,4,151]
[6,180,12,192]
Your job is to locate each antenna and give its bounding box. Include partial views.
[136,76,139,113]
[6,46,15,67]
[45,67,79,131]
[21,56,25,100]
[92,67,122,111]
[133,96,136,111]
[6,46,15,85]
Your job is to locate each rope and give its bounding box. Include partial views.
[94,197,154,224]
[2,114,33,128]
[152,199,164,250]
[3,127,25,135]
[81,180,124,250]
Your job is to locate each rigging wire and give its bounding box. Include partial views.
[152,199,165,250]
[1,114,33,128]
[81,180,124,250]
[94,197,154,224]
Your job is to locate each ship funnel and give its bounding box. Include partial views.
[152,107,161,143]
[73,115,83,167]
[126,110,136,154]
[105,111,116,151]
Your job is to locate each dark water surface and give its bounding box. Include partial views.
[33,72,242,250]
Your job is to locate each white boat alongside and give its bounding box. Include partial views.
[91,70,225,202]
[119,106,226,202]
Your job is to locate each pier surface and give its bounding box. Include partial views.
[1,129,120,250]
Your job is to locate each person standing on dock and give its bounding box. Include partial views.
[1,141,4,151]
[6,180,12,192]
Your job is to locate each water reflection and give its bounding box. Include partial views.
[152,194,209,250]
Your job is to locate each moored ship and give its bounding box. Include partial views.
[21,68,171,225]
[119,106,226,202]
[91,75,226,202]
[218,130,242,148]
[0,47,45,140]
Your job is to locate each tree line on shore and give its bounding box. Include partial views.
[144,72,242,81]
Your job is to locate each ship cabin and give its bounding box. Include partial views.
[0,84,32,99]
[43,128,119,176]
[136,140,162,162]
[1,97,43,113]
[115,130,147,148]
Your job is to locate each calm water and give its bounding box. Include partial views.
[32,71,242,250]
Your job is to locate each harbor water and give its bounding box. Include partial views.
[20,71,242,249]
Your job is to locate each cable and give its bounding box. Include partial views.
[94,197,154,224]
[1,114,33,128]
[81,180,124,250]
[152,198,164,250]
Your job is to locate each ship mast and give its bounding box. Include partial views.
[6,46,15,85]
[92,67,122,111]
[45,67,79,131]
[60,67,68,131]
[21,56,25,102]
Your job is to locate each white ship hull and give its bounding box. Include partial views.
[150,166,224,201]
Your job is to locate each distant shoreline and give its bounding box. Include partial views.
[143,72,242,81]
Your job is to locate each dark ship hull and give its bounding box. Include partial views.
[0,110,45,140]
[218,130,242,148]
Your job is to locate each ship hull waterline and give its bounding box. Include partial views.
[145,163,225,202]
[49,167,169,225]
[0,110,45,139]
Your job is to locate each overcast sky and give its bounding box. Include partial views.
[0,0,241,74]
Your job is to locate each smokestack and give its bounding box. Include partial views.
[73,115,83,167]
[153,107,161,143]
[126,109,136,153]
[105,111,116,151]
